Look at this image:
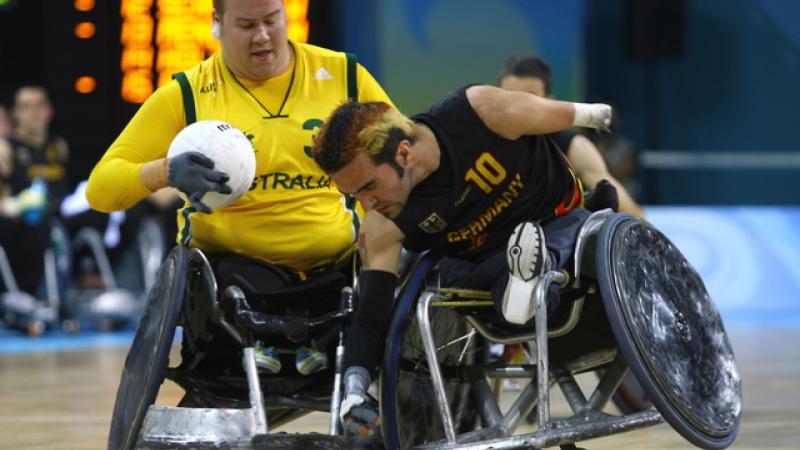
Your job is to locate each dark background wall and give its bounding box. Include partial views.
[584,0,800,204]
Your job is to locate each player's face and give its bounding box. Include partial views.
[13,88,52,135]
[500,75,547,97]
[333,152,412,219]
[217,0,291,81]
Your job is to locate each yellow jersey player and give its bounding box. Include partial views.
[86,0,393,377]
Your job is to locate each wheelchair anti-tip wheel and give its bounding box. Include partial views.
[107,246,188,450]
[596,214,741,449]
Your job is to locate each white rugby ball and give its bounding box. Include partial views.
[167,120,256,210]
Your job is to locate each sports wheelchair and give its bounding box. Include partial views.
[61,215,165,331]
[380,210,741,449]
[0,216,164,334]
[109,210,741,449]
[109,246,378,450]
[0,219,69,335]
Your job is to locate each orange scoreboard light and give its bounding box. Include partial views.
[120,0,309,104]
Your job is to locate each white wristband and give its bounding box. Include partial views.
[573,103,612,130]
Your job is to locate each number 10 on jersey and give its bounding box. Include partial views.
[465,152,507,193]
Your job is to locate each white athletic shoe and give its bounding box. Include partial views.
[502,222,549,324]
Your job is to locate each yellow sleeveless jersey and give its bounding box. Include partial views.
[87,41,391,271]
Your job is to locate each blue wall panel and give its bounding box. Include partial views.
[646,206,800,325]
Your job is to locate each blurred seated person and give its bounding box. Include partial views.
[0,86,68,297]
[0,102,12,138]
[5,85,71,213]
[500,56,644,217]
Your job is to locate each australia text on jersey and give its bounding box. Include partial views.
[250,172,332,191]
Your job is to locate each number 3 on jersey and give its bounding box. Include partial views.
[465,152,507,193]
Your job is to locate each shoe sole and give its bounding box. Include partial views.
[502,222,546,324]
[506,222,545,281]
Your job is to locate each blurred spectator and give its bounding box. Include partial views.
[499,56,644,217]
[6,85,71,211]
[0,86,58,296]
[585,103,642,203]
[0,103,12,138]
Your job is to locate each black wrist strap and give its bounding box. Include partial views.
[343,270,398,376]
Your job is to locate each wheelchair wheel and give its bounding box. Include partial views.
[382,306,478,449]
[381,252,479,449]
[108,246,188,450]
[596,214,741,449]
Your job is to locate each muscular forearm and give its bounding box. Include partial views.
[343,270,398,376]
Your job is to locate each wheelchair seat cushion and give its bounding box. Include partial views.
[210,253,346,311]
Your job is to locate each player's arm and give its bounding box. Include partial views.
[466,85,610,140]
[339,210,404,436]
[567,135,645,217]
[346,210,404,372]
[86,82,185,212]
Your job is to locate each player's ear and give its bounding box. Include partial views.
[395,140,412,166]
[211,14,221,39]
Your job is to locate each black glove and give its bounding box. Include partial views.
[167,151,232,213]
[584,179,619,213]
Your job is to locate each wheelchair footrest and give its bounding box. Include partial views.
[138,405,262,446]
[137,405,384,449]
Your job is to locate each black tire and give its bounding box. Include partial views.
[381,306,478,449]
[596,214,741,449]
[107,246,188,450]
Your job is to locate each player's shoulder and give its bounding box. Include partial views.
[294,41,350,65]
[295,41,344,57]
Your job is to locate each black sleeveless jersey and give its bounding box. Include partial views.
[6,135,70,205]
[393,86,582,261]
[548,130,576,155]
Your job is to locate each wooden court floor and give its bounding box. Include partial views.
[0,326,797,449]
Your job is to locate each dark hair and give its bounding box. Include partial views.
[213,0,225,15]
[500,56,551,95]
[14,85,50,106]
[313,101,415,177]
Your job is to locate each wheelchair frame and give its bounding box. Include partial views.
[63,216,165,331]
[0,220,67,335]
